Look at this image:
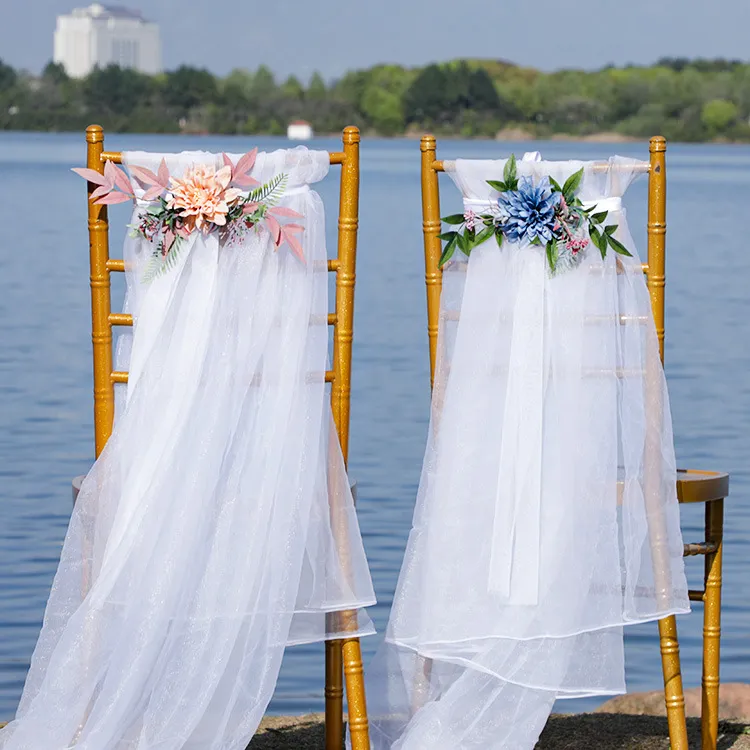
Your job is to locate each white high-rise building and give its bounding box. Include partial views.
[53,4,161,78]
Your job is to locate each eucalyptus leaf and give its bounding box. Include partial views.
[604,224,618,236]
[439,234,458,267]
[442,213,466,225]
[591,211,608,223]
[503,154,517,185]
[546,240,558,273]
[607,234,633,256]
[457,231,469,255]
[549,176,562,192]
[590,226,607,259]
[474,226,494,246]
[495,230,504,248]
[437,231,458,242]
[562,168,584,202]
[487,180,507,192]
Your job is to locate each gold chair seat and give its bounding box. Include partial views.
[676,469,729,505]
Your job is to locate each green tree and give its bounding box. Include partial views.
[360,87,403,135]
[403,64,450,123]
[162,66,217,114]
[42,61,69,86]
[307,72,327,100]
[84,65,153,116]
[222,68,255,100]
[701,98,739,134]
[250,65,276,100]
[281,75,304,100]
[0,59,17,92]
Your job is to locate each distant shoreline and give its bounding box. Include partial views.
[1,128,747,146]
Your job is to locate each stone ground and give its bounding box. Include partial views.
[248,714,750,749]
[2,712,748,747]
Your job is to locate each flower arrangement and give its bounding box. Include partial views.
[73,149,304,280]
[439,155,631,274]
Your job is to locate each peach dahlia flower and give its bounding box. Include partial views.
[167,164,244,232]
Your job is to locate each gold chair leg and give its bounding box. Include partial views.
[701,498,724,750]
[325,634,344,750]
[659,613,689,750]
[343,636,370,750]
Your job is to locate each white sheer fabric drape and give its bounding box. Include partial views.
[365,157,689,749]
[1,147,375,750]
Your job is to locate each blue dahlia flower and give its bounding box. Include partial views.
[497,176,561,244]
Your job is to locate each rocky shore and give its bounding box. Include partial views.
[248,712,750,749]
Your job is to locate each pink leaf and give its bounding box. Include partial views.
[242,201,259,214]
[234,148,257,178]
[267,205,303,219]
[128,165,161,187]
[112,165,134,196]
[157,159,170,188]
[94,192,132,205]
[281,227,305,263]
[231,174,260,188]
[282,223,304,234]
[142,186,165,201]
[71,167,110,187]
[90,184,112,200]
[222,153,234,175]
[103,160,120,188]
[265,214,282,245]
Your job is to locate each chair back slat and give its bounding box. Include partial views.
[646,137,667,364]
[85,126,114,457]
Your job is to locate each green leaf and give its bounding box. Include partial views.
[439,234,458,267]
[604,224,618,235]
[607,234,633,257]
[546,240,559,273]
[437,231,458,242]
[487,180,507,192]
[549,176,562,193]
[456,231,469,255]
[142,236,185,284]
[562,168,584,202]
[248,173,286,205]
[474,226,494,246]
[590,226,607,259]
[442,213,465,225]
[503,154,517,186]
[495,230,504,248]
[591,211,608,224]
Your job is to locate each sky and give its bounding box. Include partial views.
[3,0,750,80]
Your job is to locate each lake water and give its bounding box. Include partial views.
[0,131,748,720]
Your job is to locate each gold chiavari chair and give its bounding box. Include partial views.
[419,134,729,750]
[81,124,371,750]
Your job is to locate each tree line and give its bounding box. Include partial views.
[1,56,749,141]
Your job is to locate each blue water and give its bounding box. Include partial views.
[0,132,748,720]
